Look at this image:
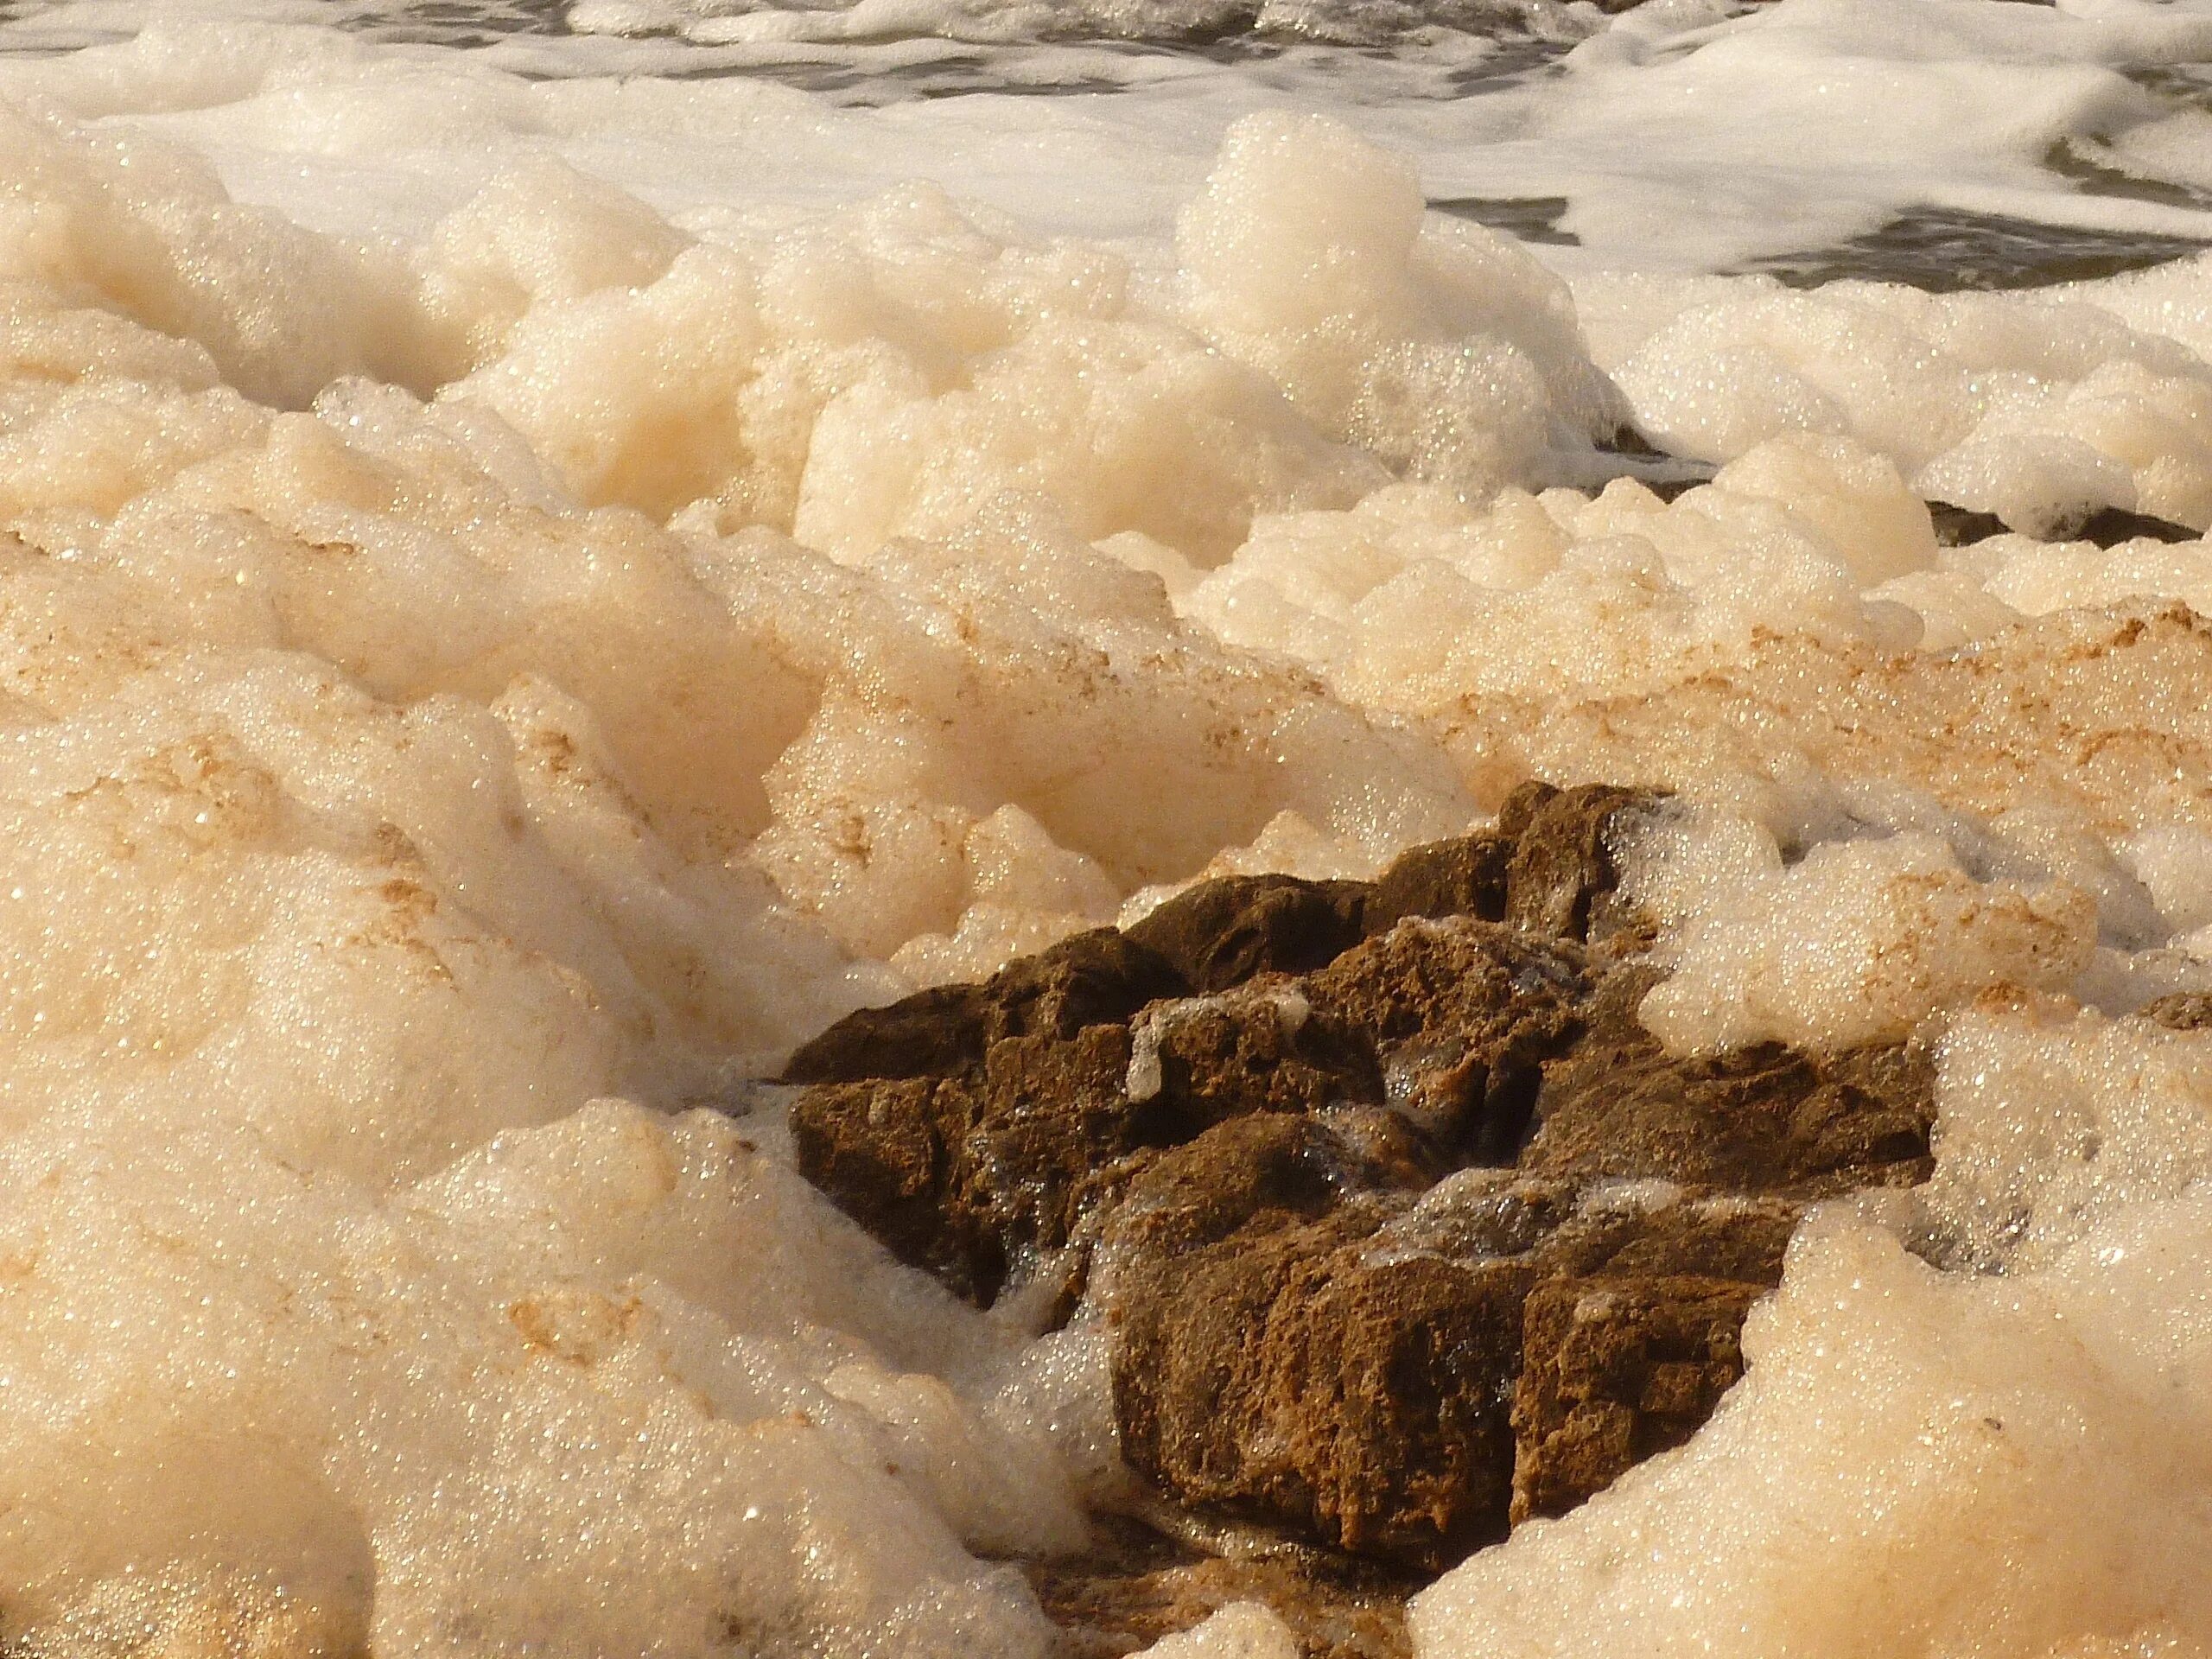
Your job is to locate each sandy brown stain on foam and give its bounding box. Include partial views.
[1448,603,2212,838]
[58,734,288,861]
[347,876,458,988]
[366,819,426,869]
[508,1287,645,1368]
[519,722,652,839]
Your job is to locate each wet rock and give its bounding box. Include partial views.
[785,931,1192,1303]
[1104,1135,1804,1568]
[1510,1274,1764,1524]
[1494,778,1560,841]
[1306,918,1590,1161]
[2068,505,2199,546]
[973,1023,1154,1263]
[1253,1249,1533,1566]
[791,1073,992,1297]
[1025,1516,1414,1659]
[1927,501,2010,548]
[774,780,1950,1602]
[1503,1186,1798,1522]
[1089,953,1923,1555]
[1095,1112,1437,1272]
[1126,981,1382,1127]
[1127,875,1370,993]
[780,982,988,1085]
[1105,1117,1522,1571]
[1522,967,1936,1195]
[988,928,1191,1043]
[783,928,1184,1084]
[1501,783,1669,942]
[1533,1187,1800,1283]
[793,1021,1149,1305]
[2143,990,2212,1031]
[795,915,1587,1294]
[1363,834,1511,935]
[1360,1168,1579,1264]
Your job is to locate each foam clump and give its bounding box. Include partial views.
[1918,1001,2212,1271]
[1636,829,2097,1054]
[1605,280,2212,535]
[1182,432,1935,717]
[460,177,1386,558]
[1178,111,1624,499]
[0,1095,1084,1653]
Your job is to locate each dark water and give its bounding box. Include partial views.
[1432,195,1578,245]
[1736,208,2212,291]
[1436,194,2212,291]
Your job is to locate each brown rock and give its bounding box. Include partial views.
[1025,1516,1414,1659]
[1105,1118,1523,1571]
[1126,982,1382,1128]
[1510,1274,1764,1524]
[1306,918,1589,1160]
[1127,876,1370,993]
[1502,784,1668,942]
[2143,990,2212,1031]
[790,1074,995,1299]
[1257,1249,1534,1565]
[2070,505,2200,546]
[1104,1132,1815,1567]
[783,929,1184,1085]
[1502,1187,1798,1523]
[1363,835,1512,936]
[1534,1190,1800,1283]
[1094,1112,1435,1271]
[780,982,988,1085]
[969,1024,1152,1275]
[1926,501,2009,548]
[1495,779,1561,840]
[774,782,1954,1600]
[793,1022,1154,1306]
[1522,967,1936,1195]
[985,928,1190,1044]
[1927,499,2199,549]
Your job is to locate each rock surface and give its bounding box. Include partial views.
[1522,965,1937,1196]
[2144,990,2212,1031]
[1363,833,1511,936]
[1024,1517,1414,1659]
[1499,782,1666,943]
[1126,874,1371,993]
[786,930,1191,1301]
[1303,918,1590,1161]
[784,927,1185,1084]
[772,780,1939,1621]
[1102,1114,1516,1569]
[1510,1271,1764,1523]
